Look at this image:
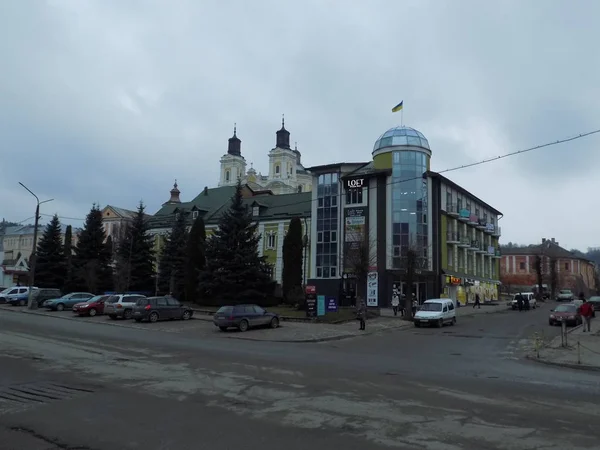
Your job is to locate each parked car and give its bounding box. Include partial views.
[132,296,193,323]
[510,293,537,310]
[6,287,35,306]
[32,288,63,308]
[104,294,146,320]
[557,289,574,302]
[43,292,94,311]
[213,304,280,332]
[413,299,456,327]
[548,303,581,326]
[72,295,110,316]
[587,296,600,317]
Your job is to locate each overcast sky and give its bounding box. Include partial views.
[1,0,599,250]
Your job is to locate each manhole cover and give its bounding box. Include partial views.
[0,381,96,414]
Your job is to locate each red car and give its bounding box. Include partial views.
[548,303,581,327]
[72,295,109,317]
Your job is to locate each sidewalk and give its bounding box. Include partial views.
[379,303,508,319]
[529,324,600,371]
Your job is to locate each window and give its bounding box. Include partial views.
[252,206,259,216]
[446,191,452,209]
[475,208,479,217]
[157,297,168,306]
[275,165,280,174]
[192,211,199,219]
[225,170,230,182]
[565,262,570,271]
[345,188,364,205]
[519,262,525,270]
[166,297,180,306]
[448,246,453,267]
[298,185,303,193]
[266,232,277,250]
[316,172,339,278]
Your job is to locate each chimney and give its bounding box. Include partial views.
[203,186,208,196]
[551,238,555,244]
[542,238,546,244]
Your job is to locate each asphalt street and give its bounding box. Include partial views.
[0,302,599,450]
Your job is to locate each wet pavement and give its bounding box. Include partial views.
[0,302,599,449]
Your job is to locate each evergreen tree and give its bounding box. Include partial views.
[199,180,274,304]
[34,214,66,289]
[282,217,304,301]
[63,225,75,293]
[185,215,206,304]
[158,212,188,299]
[115,202,155,293]
[73,204,112,293]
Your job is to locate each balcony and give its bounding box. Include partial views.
[477,218,487,230]
[469,240,480,251]
[468,214,479,226]
[492,226,501,237]
[476,243,486,253]
[446,203,458,216]
[458,237,471,248]
[493,248,502,258]
[446,231,460,244]
[458,209,470,222]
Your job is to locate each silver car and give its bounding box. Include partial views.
[103,294,146,320]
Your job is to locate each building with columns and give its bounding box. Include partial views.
[306,125,502,307]
[219,119,313,195]
[500,238,597,296]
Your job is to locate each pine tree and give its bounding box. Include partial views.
[282,217,304,302]
[73,204,112,293]
[115,202,155,293]
[158,212,188,299]
[34,214,66,289]
[185,215,206,304]
[199,180,274,304]
[63,225,75,293]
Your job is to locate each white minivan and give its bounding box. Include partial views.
[414,299,456,328]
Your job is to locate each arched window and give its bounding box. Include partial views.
[298,185,303,193]
[225,170,230,182]
[275,165,280,175]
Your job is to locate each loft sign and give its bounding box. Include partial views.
[346,178,364,189]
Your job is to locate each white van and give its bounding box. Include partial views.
[510,292,537,309]
[414,299,456,328]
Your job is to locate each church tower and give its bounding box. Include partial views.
[268,116,298,187]
[219,124,247,186]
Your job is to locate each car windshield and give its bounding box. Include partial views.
[217,306,233,314]
[420,302,443,312]
[559,290,571,294]
[554,305,576,313]
[86,296,103,303]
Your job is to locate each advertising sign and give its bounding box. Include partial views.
[317,295,326,316]
[344,177,365,190]
[367,272,378,306]
[459,209,470,218]
[485,223,495,233]
[326,297,338,312]
[305,285,317,318]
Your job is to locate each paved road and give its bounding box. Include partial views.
[0,303,599,450]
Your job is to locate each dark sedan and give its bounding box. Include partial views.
[548,303,581,326]
[132,296,193,323]
[213,304,280,332]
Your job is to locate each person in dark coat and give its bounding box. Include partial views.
[356,299,367,330]
[516,293,524,311]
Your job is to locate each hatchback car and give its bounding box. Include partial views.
[43,292,94,311]
[548,303,581,326]
[32,288,63,308]
[213,304,280,332]
[72,295,110,316]
[104,294,146,319]
[132,296,193,323]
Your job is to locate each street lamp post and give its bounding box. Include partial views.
[19,182,53,310]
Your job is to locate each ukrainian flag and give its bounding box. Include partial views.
[392,101,403,113]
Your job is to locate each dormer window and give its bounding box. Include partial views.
[192,211,199,219]
[252,206,259,217]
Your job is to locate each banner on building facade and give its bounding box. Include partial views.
[367,271,378,306]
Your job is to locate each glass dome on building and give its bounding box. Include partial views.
[372,126,430,152]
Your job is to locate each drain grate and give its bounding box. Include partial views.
[0,381,96,414]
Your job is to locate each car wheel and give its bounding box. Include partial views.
[451,317,457,326]
[270,317,279,329]
[437,319,444,328]
[89,308,97,317]
[18,299,26,306]
[149,312,159,323]
[182,311,191,321]
[56,303,65,312]
[239,319,249,332]
[123,309,133,320]
[219,326,227,331]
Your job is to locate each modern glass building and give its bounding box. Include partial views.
[307,125,502,308]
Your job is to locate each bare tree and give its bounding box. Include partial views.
[344,231,378,306]
[549,257,558,300]
[532,255,544,301]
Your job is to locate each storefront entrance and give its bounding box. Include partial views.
[393,282,428,305]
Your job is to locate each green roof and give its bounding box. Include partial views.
[147,186,311,230]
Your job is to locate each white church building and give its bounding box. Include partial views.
[218,118,312,195]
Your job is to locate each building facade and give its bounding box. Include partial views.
[146,182,312,285]
[306,126,502,307]
[0,224,80,287]
[218,119,313,195]
[500,238,597,296]
[101,205,140,241]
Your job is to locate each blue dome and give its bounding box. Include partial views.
[373,126,430,152]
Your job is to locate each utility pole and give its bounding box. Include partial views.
[19,182,53,310]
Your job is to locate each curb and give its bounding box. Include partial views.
[525,354,600,372]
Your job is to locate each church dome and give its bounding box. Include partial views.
[372,126,430,153]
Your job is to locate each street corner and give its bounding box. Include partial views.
[527,327,600,372]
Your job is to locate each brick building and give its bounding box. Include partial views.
[500,238,597,296]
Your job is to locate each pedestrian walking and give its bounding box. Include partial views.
[473,293,481,309]
[578,293,594,332]
[516,293,523,312]
[412,297,417,317]
[391,294,400,316]
[356,299,367,330]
